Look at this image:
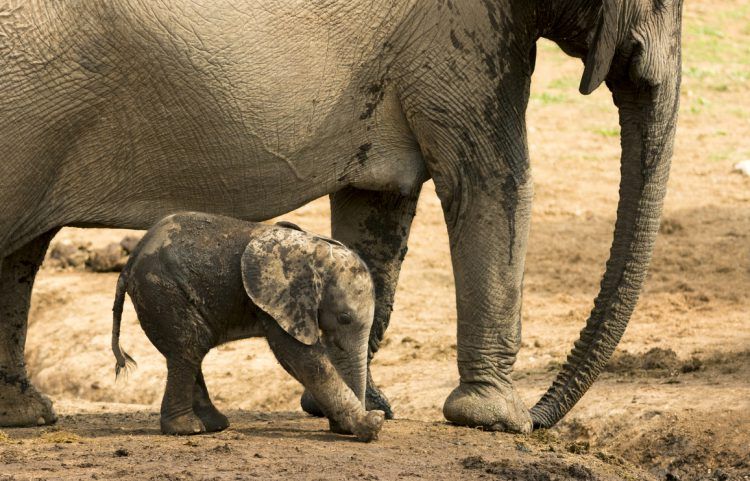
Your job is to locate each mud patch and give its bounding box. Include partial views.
[605,348,702,377]
[557,409,750,481]
[624,413,749,481]
[39,429,82,444]
[461,455,598,481]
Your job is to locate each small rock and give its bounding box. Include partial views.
[680,356,702,373]
[461,456,486,470]
[515,442,531,453]
[114,448,129,457]
[211,443,231,454]
[566,441,590,455]
[120,235,142,255]
[733,160,750,176]
[48,241,89,269]
[87,243,127,272]
[713,468,730,481]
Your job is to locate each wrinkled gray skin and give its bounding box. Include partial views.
[0,0,682,432]
[111,213,384,440]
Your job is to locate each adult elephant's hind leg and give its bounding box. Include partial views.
[333,186,421,417]
[299,186,420,419]
[0,230,59,427]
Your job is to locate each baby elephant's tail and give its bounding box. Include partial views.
[112,261,137,379]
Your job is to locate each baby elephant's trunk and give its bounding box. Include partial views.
[112,263,137,378]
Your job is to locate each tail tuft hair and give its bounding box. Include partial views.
[114,348,137,380]
[112,255,138,382]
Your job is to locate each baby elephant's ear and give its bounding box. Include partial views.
[241,229,322,345]
[274,220,304,232]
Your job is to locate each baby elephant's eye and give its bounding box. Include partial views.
[338,313,353,325]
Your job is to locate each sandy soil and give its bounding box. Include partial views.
[1,401,649,481]
[2,1,749,480]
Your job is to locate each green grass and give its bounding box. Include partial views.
[687,96,712,116]
[538,39,561,54]
[729,108,749,119]
[688,24,725,39]
[531,92,568,105]
[683,66,714,80]
[593,127,620,138]
[683,10,750,66]
[548,76,578,90]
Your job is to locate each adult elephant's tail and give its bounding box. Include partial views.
[530,0,683,428]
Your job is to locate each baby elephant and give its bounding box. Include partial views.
[111,212,384,441]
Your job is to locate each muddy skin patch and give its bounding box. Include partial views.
[501,175,518,265]
[358,196,415,354]
[355,143,372,165]
[244,231,324,345]
[0,370,31,393]
[456,3,534,187]
[359,79,386,120]
[450,30,464,50]
[480,0,501,33]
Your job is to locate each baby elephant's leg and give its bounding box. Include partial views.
[264,322,384,442]
[193,369,229,432]
[161,359,205,435]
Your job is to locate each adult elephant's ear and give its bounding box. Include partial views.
[241,228,322,345]
[580,0,624,95]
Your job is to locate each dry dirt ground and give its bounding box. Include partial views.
[2,1,749,480]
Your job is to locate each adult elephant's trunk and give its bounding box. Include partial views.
[530,67,681,428]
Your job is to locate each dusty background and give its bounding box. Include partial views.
[2,1,748,480]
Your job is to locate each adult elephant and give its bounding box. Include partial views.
[0,0,682,431]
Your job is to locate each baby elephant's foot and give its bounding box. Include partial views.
[194,405,229,433]
[352,410,385,442]
[329,410,385,442]
[161,412,206,435]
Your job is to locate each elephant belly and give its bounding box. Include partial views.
[0,0,426,250]
[218,321,265,346]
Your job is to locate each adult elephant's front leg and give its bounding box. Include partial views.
[438,174,534,434]
[328,186,421,418]
[0,230,59,427]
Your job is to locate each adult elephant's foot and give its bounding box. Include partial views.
[0,383,57,427]
[443,383,532,434]
[301,377,394,420]
[300,390,325,417]
[365,380,393,420]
